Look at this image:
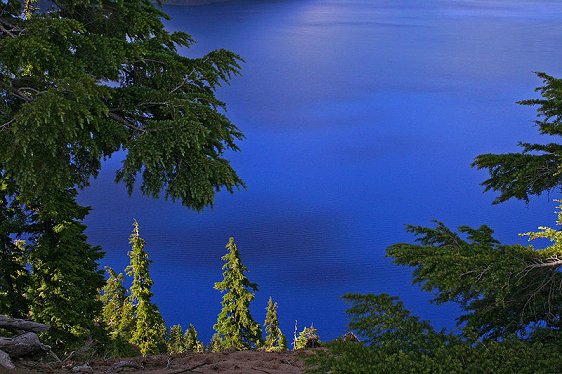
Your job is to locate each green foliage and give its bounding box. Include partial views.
[263,297,287,352]
[342,294,456,352]
[307,203,562,372]
[167,324,184,354]
[213,237,262,350]
[306,334,562,374]
[473,72,562,204]
[0,176,29,318]
[99,266,136,357]
[126,220,166,356]
[294,325,320,350]
[1,0,245,352]
[27,196,105,352]
[0,0,245,211]
[208,333,224,352]
[387,213,562,339]
[306,293,561,373]
[0,237,28,318]
[184,323,204,353]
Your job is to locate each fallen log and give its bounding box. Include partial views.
[0,332,50,358]
[0,315,50,333]
[0,349,15,370]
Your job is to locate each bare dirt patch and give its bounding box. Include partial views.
[5,350,312,373]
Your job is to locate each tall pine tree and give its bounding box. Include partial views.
[126,220,166,356]
[213,237,262,350]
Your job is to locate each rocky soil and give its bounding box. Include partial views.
[5,350,312,373]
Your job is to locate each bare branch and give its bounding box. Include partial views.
[527,257,562,269]
[0,117,15,131]
[108,112,146,134]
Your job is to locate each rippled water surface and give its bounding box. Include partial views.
[80,0,562,341]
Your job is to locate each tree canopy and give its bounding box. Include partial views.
[473,73,562,204]
[0,0,245,351]
[387,212,561,340]
[0,0,245,211]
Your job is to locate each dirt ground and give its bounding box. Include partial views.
[5,350,312,373]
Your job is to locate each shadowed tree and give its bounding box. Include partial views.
[0,178,29,318]
[0,0,245,349]
[213,237,262,350]
[27,194,105,351]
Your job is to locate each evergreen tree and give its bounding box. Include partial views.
[126,220,166,356]
[263,297,287,352]
[213,237,262,350]
[0,176,29,318]
[294,325,320,350]
[184,324,204,352]
[473,73,562,204]
[1,0,244,350]
[208,333,224,352]
[387,204,562,340]
[0,237,29,318]
[0,0,245,212]
[167,324,184,354]
[308,294,561,374]
[100,266,136,356]
[27,194,105,351]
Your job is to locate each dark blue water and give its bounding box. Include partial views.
[79,0,562,343]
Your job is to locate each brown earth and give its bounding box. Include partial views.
[3,350,314,374]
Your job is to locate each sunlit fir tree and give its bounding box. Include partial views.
[263,297,287,352]
[213,237,262,350]
[99,266,136,356]
[167,324,184,354]
[184,323,204,352]
[127,220,166,356]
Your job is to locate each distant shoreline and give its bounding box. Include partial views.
[165,0,232,5]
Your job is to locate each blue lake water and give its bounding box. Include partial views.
[79,0,562,343]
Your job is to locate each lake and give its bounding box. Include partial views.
[79,0,562,342]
